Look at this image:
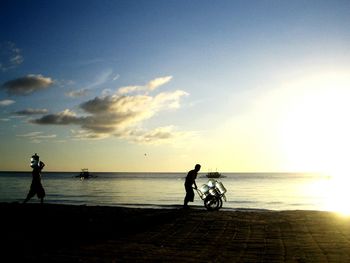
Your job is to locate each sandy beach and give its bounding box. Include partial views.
[2,203,350,262]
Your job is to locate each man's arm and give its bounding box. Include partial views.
[193,172,197,189]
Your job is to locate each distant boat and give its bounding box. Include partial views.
[206,171,222,178]
[76,168,96,180]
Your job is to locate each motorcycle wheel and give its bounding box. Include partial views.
[204,195,220,211]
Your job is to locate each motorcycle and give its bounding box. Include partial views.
[194,179,227,211]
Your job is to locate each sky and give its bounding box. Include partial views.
[1,0,350,172]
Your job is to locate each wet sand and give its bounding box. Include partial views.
[2,203,350,262]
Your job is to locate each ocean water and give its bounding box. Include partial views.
[0,172,336,211]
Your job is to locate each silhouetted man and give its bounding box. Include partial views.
[23,153,46,204]
[184,164,201,208]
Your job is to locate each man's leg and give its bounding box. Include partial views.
[183,187,193,208]
[184,195,189,207]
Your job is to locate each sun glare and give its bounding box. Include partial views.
[279,72,350,215]
[279,72,350,172]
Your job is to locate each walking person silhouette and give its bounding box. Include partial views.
[23,153,46,204]
[183,164,201,209]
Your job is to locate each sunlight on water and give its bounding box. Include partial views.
[325,175,350,216]
[306,172,350,216]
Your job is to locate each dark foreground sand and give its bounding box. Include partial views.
[2,203,350,263]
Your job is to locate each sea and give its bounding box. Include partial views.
[0,172,340,212]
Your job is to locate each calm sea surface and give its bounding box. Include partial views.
[0,172,335,211]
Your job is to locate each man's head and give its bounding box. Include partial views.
[194,164,201,172]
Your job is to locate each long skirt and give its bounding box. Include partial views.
[26,180,46,199]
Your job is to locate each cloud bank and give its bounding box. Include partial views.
[31,76,189,143]
[1,74,53,96]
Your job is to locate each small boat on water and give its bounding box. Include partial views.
[206,171,222,178]
[76,168,96,180]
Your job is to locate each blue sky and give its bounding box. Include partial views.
[1,0,350,172]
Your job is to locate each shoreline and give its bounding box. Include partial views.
[4,201,331,213]
[2,202,350,262]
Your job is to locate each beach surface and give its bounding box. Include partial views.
[2,203,350,262]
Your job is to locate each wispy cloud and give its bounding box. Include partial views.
[76,58,105,66]
[87,69,114,89]
[16,131,44,137]
[126,126,185,144]
[1,74,53,96]
[14,108,48,115]
[70,129,109,140]
[31,76,189,143]
[0,42,23,71]
[117,76,173,95]
[65,69,116,98]
[16,131,57,143]
[147,76,173,91]
[112,74,120,81]
[0,99,15,106]
[65,88,90,98]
